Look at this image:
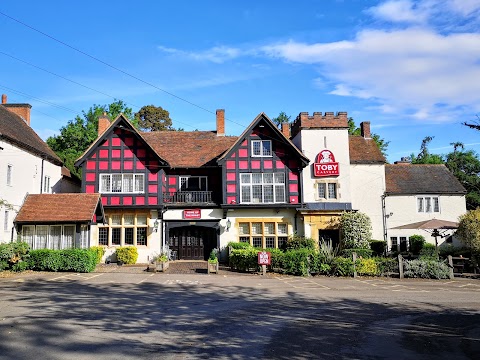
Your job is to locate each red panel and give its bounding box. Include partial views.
[86,185,95,193]
[112,149,121,158]
[226,160,236,169]
[103,139,109,146]
[124,161,133,170]
[111,197,120,205]
[149,173,158,181]
[99,149,108,158]
[289,196,298,204]
[230,152,235,158]
[241,140,247,146]
[149,184,158,193]
[276,160,285,169]
[101,197,107,205]
[264,160,273,169]
[85,173,96,182]
[136,197,145,205]
[289,172,298,180]
[99,161,109,170]
[91,153,97,158]
[136,161,145,170]
[227,184,236,193]
[227,196,237,204]
[137,149,146,158]
[226,172,236,181]
[124,149,133,158]
[124,137,134,146]
[289,183,298,193]
[123,197,133,205]
[251,160,260,169]
[168,177,176,185]
[111,161,121,170]
[86,161,96,170]
[112,138,121,146]
[238,149,248,157]
[239,161,248,169]
[148,197,157,205]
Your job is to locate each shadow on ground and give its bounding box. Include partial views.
[0,277,479,359]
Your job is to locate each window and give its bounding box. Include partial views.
[43,176,51,193]
[7,164,12,186]
[98,213,149,247]
[80,225,89,249]
[22,226,35,249]
[22,224,80,250]
[317,182,338,200]
[240,173,285,203]
[390,237,398,252]
[179,176,208,191]
[49,225,62,249]
[100,174,144,193]
[251,140,272,157]
[237,221,289,248]
[400,237,408,252]
[417,196,440,213]
[4,210,8,232]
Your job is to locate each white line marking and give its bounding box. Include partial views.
[137,274,155,284]
[48,274,71,281]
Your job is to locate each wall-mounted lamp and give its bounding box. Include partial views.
[226,218,231,232]
[385,212,393,219]
[153,219,159,232]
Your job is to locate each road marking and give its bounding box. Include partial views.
[137,274,155,284]
[48,274,71,281]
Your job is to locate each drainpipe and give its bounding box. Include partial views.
[382,193,387,242]
[40,158,45,193]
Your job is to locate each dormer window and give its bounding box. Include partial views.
[252,140,272,157]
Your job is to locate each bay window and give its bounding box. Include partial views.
[100,174,144,193]
[240,173,285,204]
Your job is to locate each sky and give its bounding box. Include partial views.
[1,0,480,163]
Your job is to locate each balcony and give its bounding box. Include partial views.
[163,191,214,205]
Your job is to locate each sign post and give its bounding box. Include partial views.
[258,251,271,276]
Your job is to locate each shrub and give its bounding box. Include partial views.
[208,249,219,264]
[116,246,138,264]
[90,246,106,264]
[318,240,338,265]
[341,248,373,259]
[284,235,316,251]
[332,257,354,277]
[227,241,252,250]
[419,243,436,259]
[282,248,313,276]
[29,249,98,272]
[11,261,30,272]
[355,258,378,276]
[0,241,31,271]
[374,257,398,276]
[339,212,372,249]
[456,208,480,252]
[229,248,258,271]
[404,259,450,279]
[370,240,386,256]
[29,249,64,271]
[267,248,284,270]
[409,235,426,255]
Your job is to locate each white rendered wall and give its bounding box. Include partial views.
[350,164,386,240]
[385,195,467,248]
[0,140,62,243]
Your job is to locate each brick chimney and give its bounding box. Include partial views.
[281,122,290,138]
[216,109,225,136]
[360,121,371,139]
[98,112,111,136]
[2,94,32,126]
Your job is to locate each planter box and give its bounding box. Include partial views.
[153,261,169,272]
[208,262,219,274]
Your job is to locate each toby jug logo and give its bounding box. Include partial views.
[314,149,340,177]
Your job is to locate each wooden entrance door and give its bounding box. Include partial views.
[168,226,216,260]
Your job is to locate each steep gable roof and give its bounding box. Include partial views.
[14,193,104,223]
[75,114,169,167]
[142,131,237,168]
[217,112,310,167]
[0,105,62,165]
[385,164,466,195]
[349,136,386,164]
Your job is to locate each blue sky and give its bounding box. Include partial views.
[1,0,480,162]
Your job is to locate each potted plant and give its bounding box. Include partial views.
[207,249,219,274]
[151,253,169,272]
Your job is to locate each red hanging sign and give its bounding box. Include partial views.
[313,149,340,177]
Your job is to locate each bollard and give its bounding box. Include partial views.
[353,252,357,278]
[398,254,404,279]
[448,255,454,280]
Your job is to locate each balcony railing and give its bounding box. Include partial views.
[163,191,213,204]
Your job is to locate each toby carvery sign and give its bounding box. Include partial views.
[313,149,340,177]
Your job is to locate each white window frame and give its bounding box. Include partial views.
[417,196,440,213]
[100,173,145,193]
[179,176,208,191]
[43,175,51,193]
[4,210,8,232]
[240,173,285,204]
[316,182,338,200]
[251,140,272,157]
[7,164,12,186]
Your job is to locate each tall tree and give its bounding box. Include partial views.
[348,118,390,158]
[463,115,480,131]
[272,111,291,128]
[134,105,172,131]
[47,100,134,177]
[410,136,444,164]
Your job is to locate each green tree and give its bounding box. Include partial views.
[272,111,291,128]
[410,136,444,164]
[463,115,480,131]
[47,100,134,177]
[457,209,480,252]
[339,211,372,249]
[134,105,172,131]
[348,118,390,158]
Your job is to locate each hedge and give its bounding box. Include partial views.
[29,249,97,273]
[0,241,30,271]
[404,259,450,279]
[116,246,138,264]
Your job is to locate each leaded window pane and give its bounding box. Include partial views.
[425,197,432,212]
[433,197,440,212]
[134,174,144,192]
[124,214,134,225]
[274,173,285,184]
[99,228,109,246]
[239,236,250,243]
[240,174,251,183]
[278,237,287,249]
[125,228,134,245]
[265,237,275,248]
[112,174,122,192]
[137,227,147,246]
[252,236,262,248]
[277,223,288,235]
[252,185,263,203]
[241,185,251,203]
[328,183,337,199]
[252,223,262,235]
[264,223,275,235]
[264,185,274,203]
[264,173,273,184]
[123,174,133,192]
[417,198,424,212]
[111,214,122,225]
[239,223,250,235]
[137,215,147,225]
[100,174,111,193]
[112,228,121,245]
[318,183,326,199]
[252,141,261,156]
[262,141,272,156]
[252,173,262,184]
[275,185,285,203]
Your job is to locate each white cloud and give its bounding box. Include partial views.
[367,0,427,23]
[158,45,242,63]
[447,0,480,16]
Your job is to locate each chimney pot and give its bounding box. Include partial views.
[2,94,6,104]
[360,121,371,139]
[216,109,225,136]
